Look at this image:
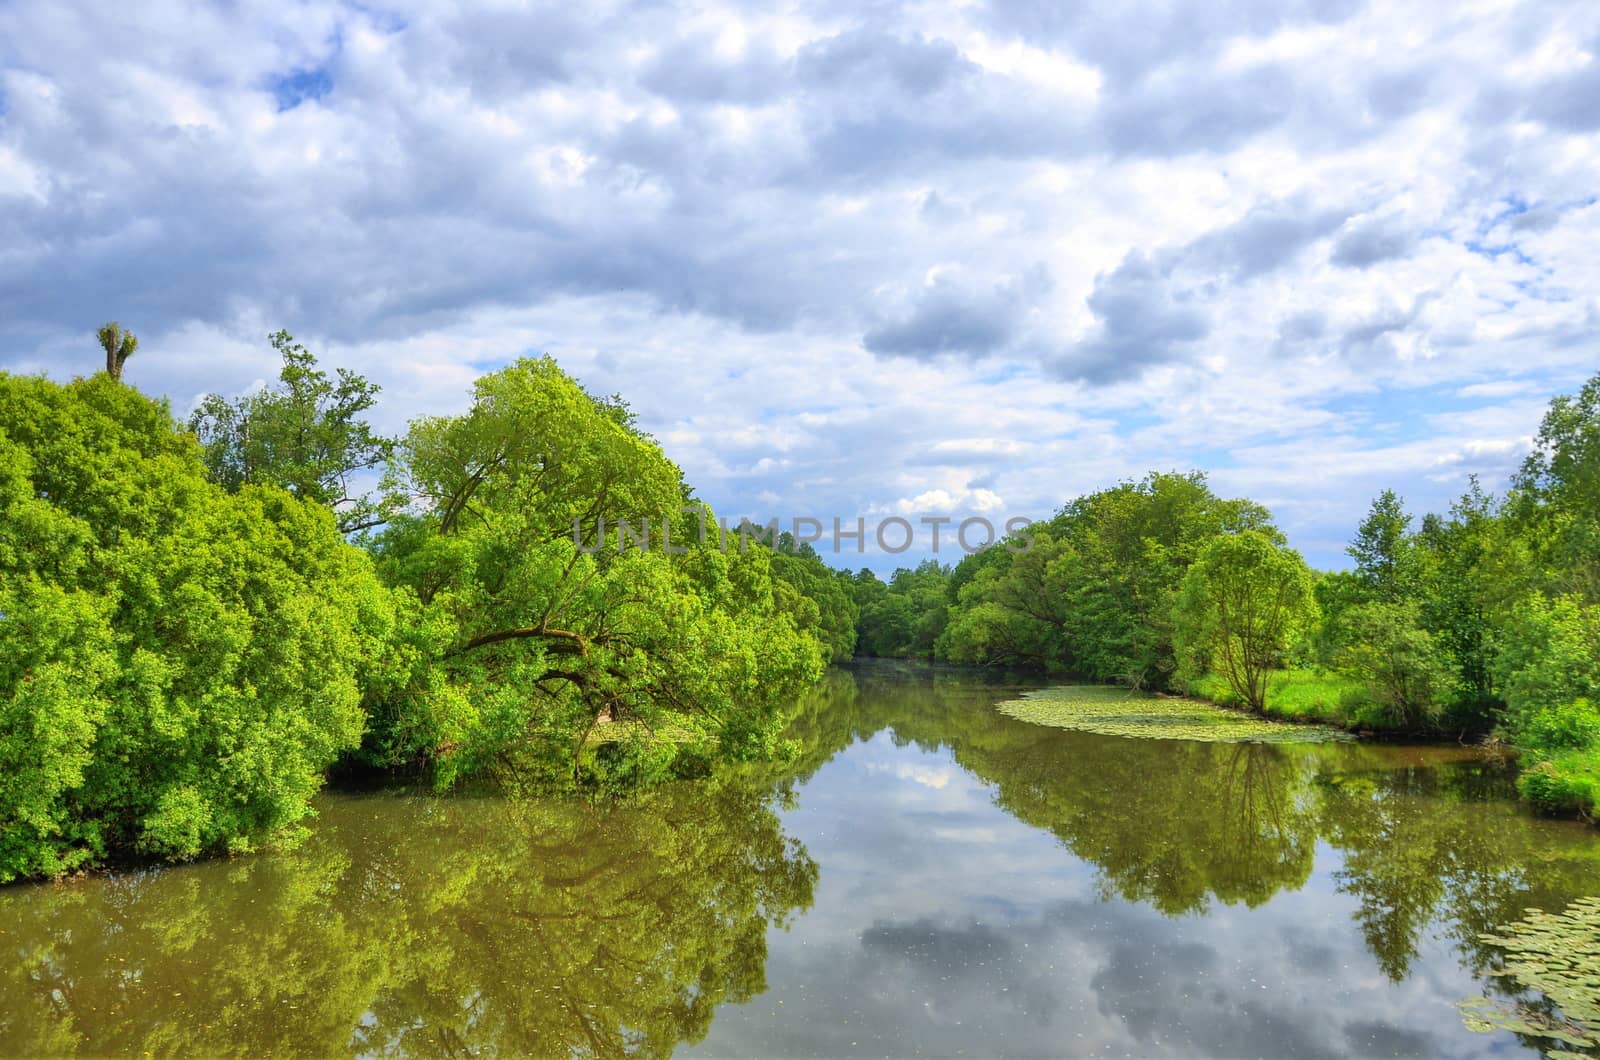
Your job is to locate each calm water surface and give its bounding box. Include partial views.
[4,661,1599,1057]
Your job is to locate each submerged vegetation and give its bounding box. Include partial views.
[2,324,1600,881]
[997,686,1348,744]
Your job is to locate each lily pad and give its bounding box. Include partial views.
[996,685,1350,744]
[1459,896,1600,1053]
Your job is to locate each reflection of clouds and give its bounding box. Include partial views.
[687,736,1519,1059]
[862,757,955,789]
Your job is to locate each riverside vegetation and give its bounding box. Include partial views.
[2,327,1599,882]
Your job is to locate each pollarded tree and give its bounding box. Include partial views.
[96,322,138,381]
[1174,530,1319,713]
[366,356,824,791]
[0,373,393,881]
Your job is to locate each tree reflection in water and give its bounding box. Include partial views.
[3,661,1599,1057]
[0,782,816,1057]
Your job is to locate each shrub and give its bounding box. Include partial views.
[0,374,392,881]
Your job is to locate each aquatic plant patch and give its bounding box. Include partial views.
[996,685,1350,744]
[1459,895,1600,1057]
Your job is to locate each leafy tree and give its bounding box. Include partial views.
[1413,479,1511,709]
[1331,601,1452,730]
[1174,530,1318,712]
[1510,370,1600,601]
[95,322,137,381]
[769,534,858,662]
[1349,489,1420,603]
[188,332,397,533]
[1492,594,1600,738]
[942,473,1276,687]
[850,561,950,659]
[0,373,392,881]
[365,357,824,790]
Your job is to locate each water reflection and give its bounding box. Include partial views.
[4,661,1599,1057]
[0,783,816,1056]
[700,662,1600,1057]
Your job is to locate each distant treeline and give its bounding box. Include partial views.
[797,372,1600,820]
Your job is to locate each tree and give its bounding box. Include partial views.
[1510,370,1600,601]
[0,373,392,881]
[188,332,397,533]
[96,322,138,381]
[1332,601,1452,730]
[1349,489,1419,603]
[769,534,858,663]
[938,472,1276,687]
[1174,530,1318,712]
[365,357,824,791]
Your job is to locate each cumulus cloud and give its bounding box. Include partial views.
[1,0,1598,570]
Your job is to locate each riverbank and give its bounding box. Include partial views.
[1187,667,1598,820]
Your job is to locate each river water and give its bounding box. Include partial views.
[3,660,1597,1057]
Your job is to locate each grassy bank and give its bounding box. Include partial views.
[1188,669,1373,729]
[1189,668,1598,819]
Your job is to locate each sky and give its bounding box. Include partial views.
[2,0,1597,571]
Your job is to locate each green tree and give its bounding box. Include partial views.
[1332,600,1452,730]
[1349,489,1420,603]
[366,357,824,790]
[1414,479,1511,710]
[0,373,392,881]
[1510,370,1600,601]
[1174,530,1318,712]
[769,534,858,662]
[188,331,397,533]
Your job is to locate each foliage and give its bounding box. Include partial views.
[939,472,1275,688]
[1460,896,1600,1055]
[769,534,858,662]
[95,322,138,382]
[1511,371,1600,601]
[1517,752,1600,817]
[1415,480,1510,707]
[996,685,1348,744]
[0,373,391,881]
[1331,600,1453,730]
[851,560,951,659]
[188,331,398,533]
[1348,489,1421,603]
[1174,530,1319,712]
[365,356,824,791]
[1493,594,1600,736]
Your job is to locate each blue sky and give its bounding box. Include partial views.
[2,0,1597,571]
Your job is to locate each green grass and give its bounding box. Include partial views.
[1517,749,1600,818]
[1188,668,1373,728]
[997,685,1349,744]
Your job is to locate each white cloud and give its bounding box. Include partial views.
[1,0,1597,570]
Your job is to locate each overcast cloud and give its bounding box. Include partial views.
[2,0,1597,568]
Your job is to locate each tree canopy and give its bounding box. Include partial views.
[0,373,392,881]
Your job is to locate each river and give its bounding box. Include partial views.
[3,660,1597,1057]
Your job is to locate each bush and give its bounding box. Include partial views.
[1331,601,1452,730]
[1523,698,1600,754]
[0,374,392,881]
[1517,753,1600,817]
